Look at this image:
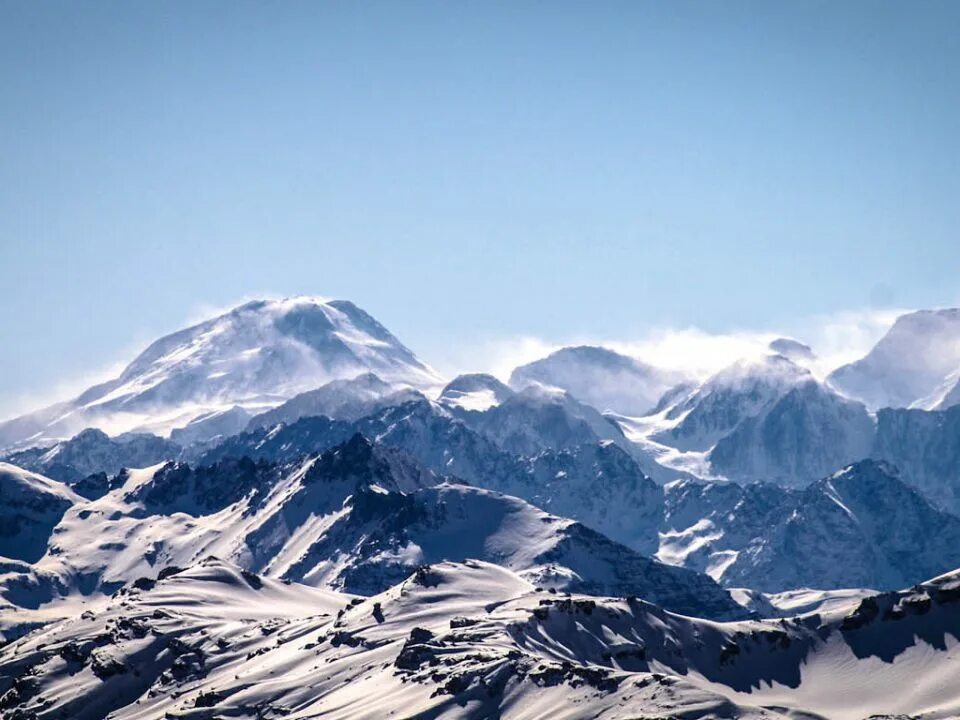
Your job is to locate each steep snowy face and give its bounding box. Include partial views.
[510,346,684,416]
[457,384,633,457]
[0,297,443,449]
[936,372,960,410]
[0,463,81,563]
[828,308,960,410]
[656,354,813,452]
[438,373,514,412]
[707,380,874,486]
[659,460,960,592]
[246,372,423,430]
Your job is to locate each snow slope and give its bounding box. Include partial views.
[828,308,960,410]
[0,297,443,449]
[246,372,423,429]
[3,556,960,720]
[437,373,515,412]
[509,345,685,415]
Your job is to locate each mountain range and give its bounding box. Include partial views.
[3,295,960,719]
[3,554,960,719]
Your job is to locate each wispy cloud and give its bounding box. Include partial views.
[435,308,903,383]
[790,308,905,374]
[183,291,313,326]
[0,304,906,421]
[0,358,129,420]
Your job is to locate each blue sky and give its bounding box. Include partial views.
[1,1,959,416]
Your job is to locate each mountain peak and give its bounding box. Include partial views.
[0,297,442,450]
[769,337,816,363]
[829,458,900,481]
[304,433,435,494]
[510,345,685,416]
[828,307,960,410]
[439,373,514,412]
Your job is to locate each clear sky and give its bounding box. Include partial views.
[1,1,959,417]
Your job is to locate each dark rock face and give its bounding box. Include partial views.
[123,456,276,516]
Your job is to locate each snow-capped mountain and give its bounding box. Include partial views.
[767,337,816,363]
[439,381,681,482]
[7,295,960,719]
[4,555,960,720]
[185,401,960,594]
[828,308,960,410]
[660,460,960,592]
[2,428,180,485]
[0,297,443,450]
[707,379,874,486]
[437,373,514,412]
[505,442,665,556]
[453,383,633,457]
[246,372,423,429]
[509,345,685,416]
[619,352,881,488]
[654,354,814,452]
[197,397,671,554]
[0,435,742,637]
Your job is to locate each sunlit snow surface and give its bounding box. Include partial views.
[3,557,960,720]
[0,297,444,449]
